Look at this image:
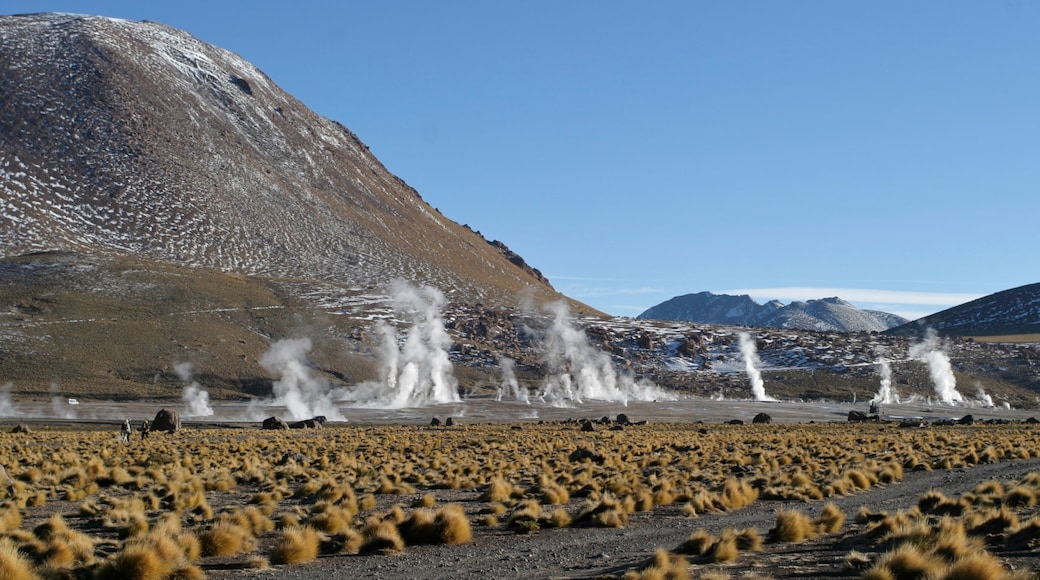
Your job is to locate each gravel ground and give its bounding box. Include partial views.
[208,456,1040,579]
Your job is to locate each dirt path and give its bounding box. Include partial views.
[214,456,1040,579]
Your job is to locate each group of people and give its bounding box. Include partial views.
[120,418,149,443]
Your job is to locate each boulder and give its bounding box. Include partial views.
[957,415,975,425]
[848,410,878,423]
[289,418,322,429]
[616,413,630,425]
[430,417,441,426]
[569,447,605,464]
[262,417,289,430]
[152,409,181,432]
[752,412,772,424]
[445,417,455,427]
[580,420,596,432]
[11,423,31,433]
[725,419,744,425]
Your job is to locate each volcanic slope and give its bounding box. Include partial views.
[0,13,567,311]
[887,282,1040,338]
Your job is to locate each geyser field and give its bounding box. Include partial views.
[3,284,1040,578]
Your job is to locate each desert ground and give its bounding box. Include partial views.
[2,397,1040,579]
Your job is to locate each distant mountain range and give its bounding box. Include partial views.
[886,283,1040,337]
[637,292,908,332]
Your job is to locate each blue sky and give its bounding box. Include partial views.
[8,1,1039,319]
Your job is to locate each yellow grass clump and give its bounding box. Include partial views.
[270,525,321,565]
[0,538,41,580]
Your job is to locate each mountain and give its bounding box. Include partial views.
[637,292,783,327]
[886,283,1040,337]
[0,13,569,311]
[638,292,908,332]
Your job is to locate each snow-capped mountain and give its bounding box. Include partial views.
[0,13,562,309]
[887,283,1040,337]
[638,292,908,332]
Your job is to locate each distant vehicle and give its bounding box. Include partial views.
[68,398,79,405]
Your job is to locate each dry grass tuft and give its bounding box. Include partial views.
[940,551,1011,580]
[94,542,174,580]
[435,504,473,544]
[270,525,321,565]
[198,520,254,557]
[359,520,405,554]
[866,545,944,580]
[0,539,41,580]
[675,529,714,556]
[623,547,690,580]
[816,502,845,534]
[769,508,817,543]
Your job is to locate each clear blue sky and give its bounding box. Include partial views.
[8,1,1039,319]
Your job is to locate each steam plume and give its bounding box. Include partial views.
[496,357,529,403]
[260,337,345,421]
[535,301,673,405]
[871,358,898,405]
[738,332,776,402]
[176,362,213,417]
[975,384,994,408]
[0,383,15,416]
[336,282,461,408]
[50,382,77,420]
[908,329,964,404]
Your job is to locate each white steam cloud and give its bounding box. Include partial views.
[336,282,461,408]
[260,337,345,421]
[975,384,995,408]
[908,329,964,404]
[738,332,776,402]
[0,383,16,416]
[175,362,213,417]
[871,357,898,405]
[534,301,673,406]
[49,381,77,420]
[496,357,528,403]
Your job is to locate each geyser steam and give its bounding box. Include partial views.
[176,362,213,417]
[871,358,898,405]
[738,332,776,402]
[908,329,964,405]
[496,357,529,403]
[336,282,461,408]
[260,337,345,421]
[535,301,673,405]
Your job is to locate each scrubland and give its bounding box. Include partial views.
[1,421,1040,579]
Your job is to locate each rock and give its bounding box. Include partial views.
[430,417,441,426]
[899,420,927,428]
[752,412,772,424]
[11,423,31,433]
[289,418,323,429]
[152,409,181,432]
[262,417,289,430]
[848,410,880,423]
[445,417,455,427]
[616,413,630,425]
[569,448,605,464]
[581,420,596,432]
[278,453,307,465]
[725,419,744,425]
[957,415,975,425]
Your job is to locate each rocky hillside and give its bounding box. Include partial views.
[0,13,569,311]
[639,292,907,332]
[887,283,1040,337]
